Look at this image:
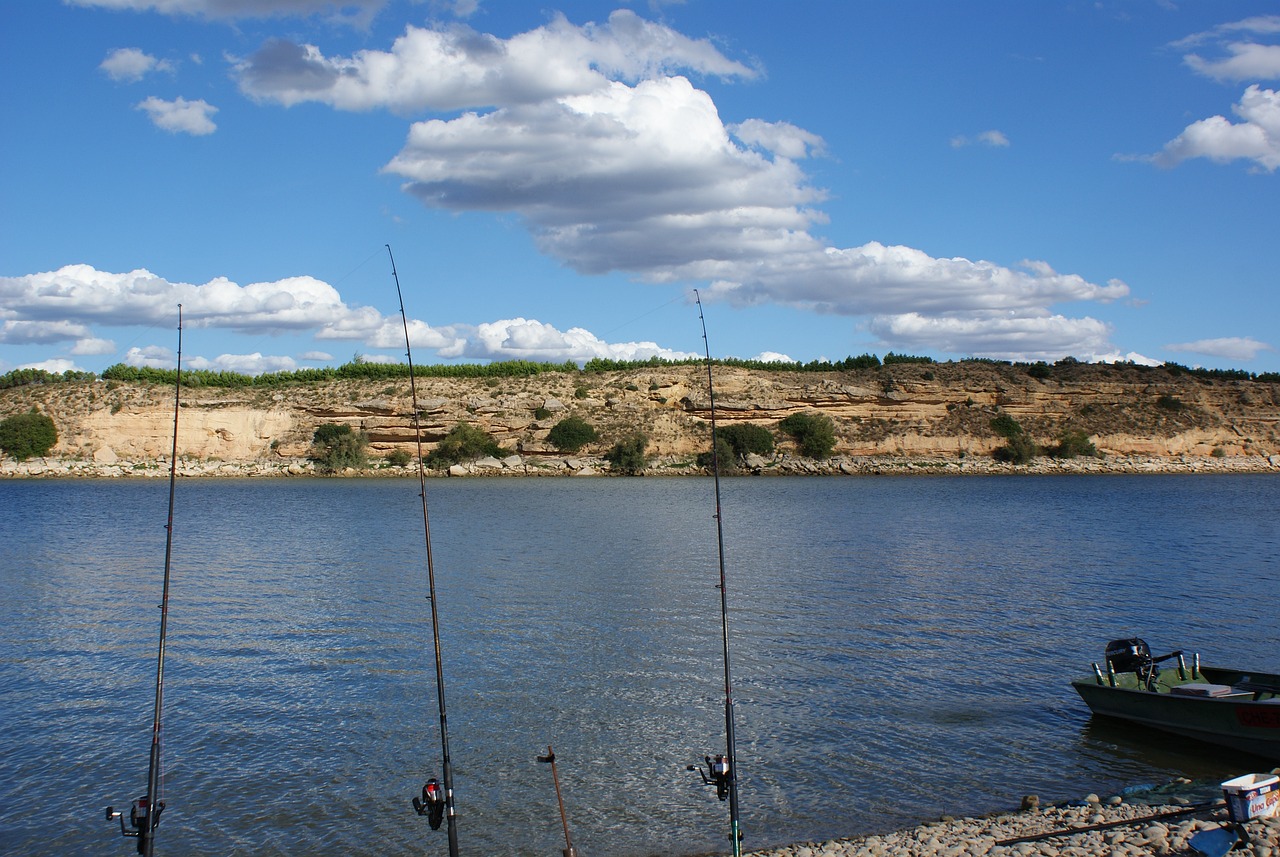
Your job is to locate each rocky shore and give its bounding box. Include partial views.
[3,451,1279,479]
[746,789,1280,857]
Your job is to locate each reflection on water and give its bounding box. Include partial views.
[0,474,1277,856]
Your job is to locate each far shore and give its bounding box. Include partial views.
[4,452,1279,479]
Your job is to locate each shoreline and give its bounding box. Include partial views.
[3,452,1279,479]
[742,791,1280,857]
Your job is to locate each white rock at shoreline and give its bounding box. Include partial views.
[744,803,1280,857]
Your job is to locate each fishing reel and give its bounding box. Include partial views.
[105,797,164,855]
[687,754,733,801]
[412,777,446,830]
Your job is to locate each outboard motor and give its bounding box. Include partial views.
[1105,638,1153,675]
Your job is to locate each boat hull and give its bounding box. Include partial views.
[1072,667,1280,762]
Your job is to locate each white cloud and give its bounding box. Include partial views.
[1,319,95,344]
[299,350,334,361]
[136,96,219,135]
[950,129,1010,148]
[1177,15,1280,81]
[752,351,795,363]
[18,358,83,373]
[71,337,117,355]
[458,317,697,363]
[868,312,1116,363]
[1153,85,1280,171]
[100,47,174,82]
[1185,42,1280,82]
[123,345,174,369]
[1166,336,1275,362]
[187,352,299,374]
[235,10,757,112]
[68,0,386,23]
[731,119,826,159]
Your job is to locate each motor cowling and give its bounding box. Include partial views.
[1105,638,1152,674]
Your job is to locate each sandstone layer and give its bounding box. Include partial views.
[3,361,1278,476]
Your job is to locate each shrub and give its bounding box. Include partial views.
[426,422,502,466]
[777,412,836,459]
[310,423,368,471]
[696,436,737,472]
[718,423,774,459]
[546,416,598,452]
[604,433,648,475]
[992,433,1038,464]
[1050,429,1097,459]
[386,448,413,467]
[989,413,1023,439]
[0,410,58,460]
[1027,362,1052,379]
[533,406,552,420]
[1156,395,1184,412]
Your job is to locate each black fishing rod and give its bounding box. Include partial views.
[388,245,461,857]
[106,304,182,856]
[687,290,743,856]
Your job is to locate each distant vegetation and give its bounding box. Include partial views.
[604,433,649,474]
[309,423,368,472]
[778,412,837,459]
[988,414,1037,464]
[1,355,1275,393]
[546,416,598,453]
[0,410,58,461]
[426,422,503,467]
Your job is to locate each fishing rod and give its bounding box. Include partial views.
[388,244,461,857]
[106,304,182,856]
[686,290,743,856]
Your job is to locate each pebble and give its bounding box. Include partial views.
[742,802,1280,857]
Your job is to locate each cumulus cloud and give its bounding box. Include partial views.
[100,47,174,82]
[136,96,219,135]
[19,358,82,373]
[457,317,697,363]
[235,10,757,112]
[868,312,1117,363]
[1153,85,1280,171]
[0,265,696,373]
[1166,336,1275,362]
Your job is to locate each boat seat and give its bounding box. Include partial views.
[1170,683,1236,697]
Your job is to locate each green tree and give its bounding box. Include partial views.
[0,410,58,461]
[426,421,503,467]
[546,415,598,452]
[777,412,836,459]
[604,433,649,475]
[310,423,368,472]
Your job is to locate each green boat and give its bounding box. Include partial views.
[1072,639,1280,762]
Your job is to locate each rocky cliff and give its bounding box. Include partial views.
[3,361,1279,475]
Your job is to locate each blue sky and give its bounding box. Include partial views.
[2,1,1277,376]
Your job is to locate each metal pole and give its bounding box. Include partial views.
[389,245,460,857]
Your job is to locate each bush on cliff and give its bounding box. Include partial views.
[696,436,738,472]
[1050,429,1098,459]
[719,423,775,458]
[426,422,503,467]
[546,416,598,452]
[605,433,649,475]
[310,423,369,472]
[0,410,58,461]
[777,412,836,459]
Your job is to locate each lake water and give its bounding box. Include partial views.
[1,474,1277,856]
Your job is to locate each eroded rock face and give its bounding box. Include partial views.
[2,363,1278,470]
